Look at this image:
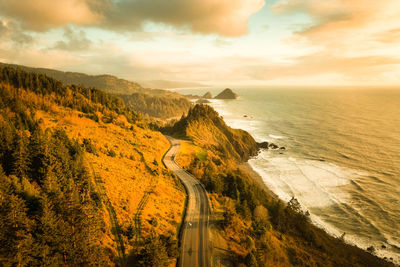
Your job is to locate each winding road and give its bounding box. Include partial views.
[163,136,211,267]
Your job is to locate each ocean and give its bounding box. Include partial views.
[174,87,400,263]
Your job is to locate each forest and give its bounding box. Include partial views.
[0,84,106,265]
[120,93,191,119]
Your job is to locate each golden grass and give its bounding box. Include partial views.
[35,107,185,257]
[175,140,208,168]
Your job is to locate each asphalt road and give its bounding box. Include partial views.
[163,136,211,267]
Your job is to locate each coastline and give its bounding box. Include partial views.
[239,162,279,201]
[240,155,399,266]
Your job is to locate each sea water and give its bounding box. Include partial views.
[174,87,400,263]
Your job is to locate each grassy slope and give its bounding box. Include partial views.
[35,105,185,262]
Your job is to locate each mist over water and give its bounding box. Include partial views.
[175,87,400,263]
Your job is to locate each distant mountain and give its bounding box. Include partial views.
[141,79,208,89]
[0,62,146,95]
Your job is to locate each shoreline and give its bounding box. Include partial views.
[239,161,279,201]
[240,158,399,265]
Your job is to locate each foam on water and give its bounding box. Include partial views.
[269,134,285,139]
[249,151,352,208]
[249,153,400,264]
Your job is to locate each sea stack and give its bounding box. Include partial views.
[202,92,212,99]
[214,88,238,99]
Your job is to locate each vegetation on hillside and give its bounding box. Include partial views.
[120,93,191,119]
[0,62,144,95]
[0,91,107,265]
[0,66,186,266]
[168,104,392,267]
[165,104,258,161]
[0,62,192,119]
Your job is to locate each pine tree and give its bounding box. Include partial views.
[11,132,28,178]
[28,128,51,184]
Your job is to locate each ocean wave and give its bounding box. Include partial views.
[248,153,400,264]
[269,134,285,139]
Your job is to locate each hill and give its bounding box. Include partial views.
[165,104,259,161]
[0,62,192,119]
[120,93,191,119]
[0,66,185,266]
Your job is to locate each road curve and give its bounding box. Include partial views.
[163,136,211,267]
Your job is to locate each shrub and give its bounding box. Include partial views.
[108,149,116,157]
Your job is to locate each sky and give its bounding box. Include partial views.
[1,0,400,87]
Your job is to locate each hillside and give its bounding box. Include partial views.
[0,66,185,266]
[166,104,392,267]
[120,93,191,119]
[0,62,143,95]
[165,104,259,161]
[0,62,192,119]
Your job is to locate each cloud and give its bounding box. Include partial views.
[374,28,400,44]
[271,0,400,44]
[0,0,264,36]
[242,52,400,83]
[104,0,265,36]
[0,19,33,44]
[261,0,400,84]
[0,0,103,31]
[53,27,93,51]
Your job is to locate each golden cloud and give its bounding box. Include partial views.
[272,0,400,43]
[105,0,264,36]
[0,0,264,36]
[0,0,102,31]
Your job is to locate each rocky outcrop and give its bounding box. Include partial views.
[214,88,238,99]
[268,143,279,149]
[257,141,285,150]
[258,142,269,149]
[203,92,212,99]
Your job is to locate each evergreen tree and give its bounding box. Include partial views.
[11,132,29,178]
